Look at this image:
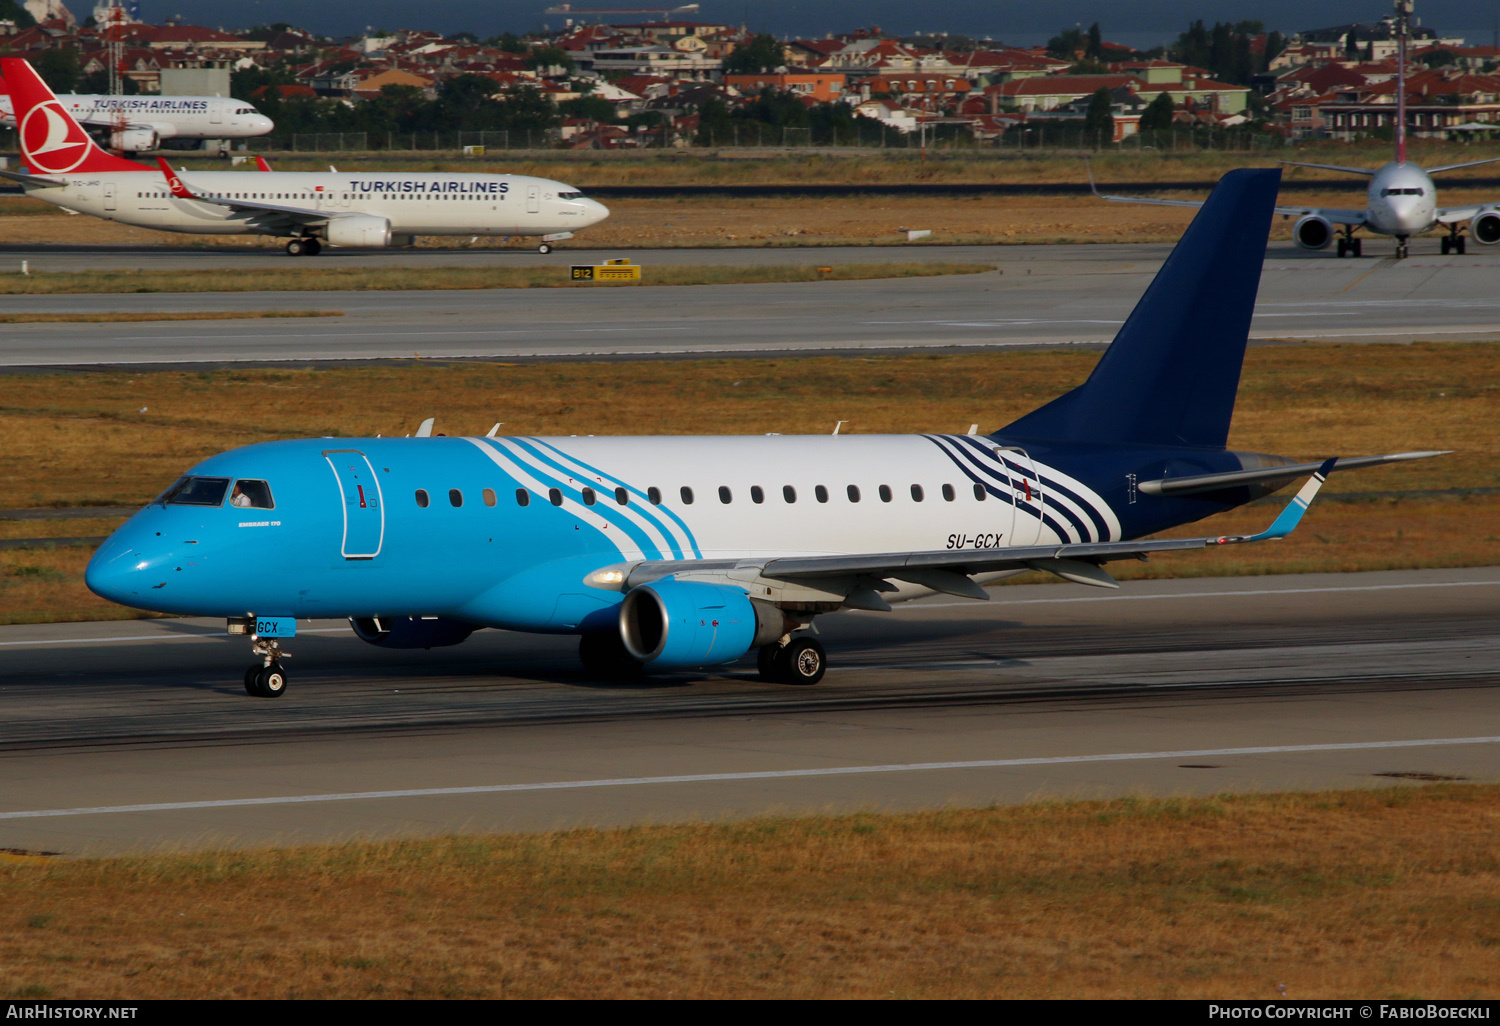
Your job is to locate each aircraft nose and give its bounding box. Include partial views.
[250,114,274,134]
[85,523,169,606]
[583,198,610,226]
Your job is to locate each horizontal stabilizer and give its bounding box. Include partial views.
[0,168,64,188]
[1138,450,1450,496]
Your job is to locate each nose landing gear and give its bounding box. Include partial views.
[244,638,289,697]
[1395,236,1410,259]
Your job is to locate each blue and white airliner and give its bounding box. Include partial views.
[84,167,1444,697]
[0,58,609,255]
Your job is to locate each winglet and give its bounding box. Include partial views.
[1083,156,1102,198]
[156,156,194,199]
[415,417,435,438]
[255,155,273,173]
[1213,457,1336,545]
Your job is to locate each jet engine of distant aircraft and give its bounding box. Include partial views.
[1471,211,1500,245]
[1292,214,1333,251]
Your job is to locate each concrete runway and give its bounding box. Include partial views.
[2,242,1500,367]
[2,566,1496,855]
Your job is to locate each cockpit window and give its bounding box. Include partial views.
[160,476,230,507]
[1381,187,1425,196]
[230,479,274,509]
[558,190,584,199]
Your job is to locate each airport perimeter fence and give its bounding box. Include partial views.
[248,130,562,153]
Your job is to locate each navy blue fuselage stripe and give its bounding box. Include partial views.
[923,436,1018,508]
[526,437,701,557]
[954,435,1110,540]
[925,435,1075,539]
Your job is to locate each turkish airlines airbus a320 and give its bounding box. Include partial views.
[0,58,609,255]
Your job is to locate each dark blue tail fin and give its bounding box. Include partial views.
[1001,168,1280,449]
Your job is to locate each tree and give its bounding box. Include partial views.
[0,0,35,27]
[1047,27,1084,59]
[488,32,527,53]
[559,94,617,122]
[1086,22,1103,60]
[1263,30,1287,70]
[1084,86,1113,138]
[1420,48,1457,68]
[525,46,575,75]
[694,94,733,144]
[723,33,784,74]
[34,48,82,93]
[1140,90,1175,131]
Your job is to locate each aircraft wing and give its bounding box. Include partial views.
[1085,162,1367,224]
[157,158,350,229]
[0,168,66,189]
[1435,202,1500,224]
[619,460,1337,600]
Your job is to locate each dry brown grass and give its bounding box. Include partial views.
[0,261,989,294]
[0,311,341,323]
[1,786,1497,999]
[1,342,1489,509]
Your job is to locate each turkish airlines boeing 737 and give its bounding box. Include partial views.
[1092,1,1500,259]
[0,88,274,152]
[84,167,1444,696]
[0,58,608,254]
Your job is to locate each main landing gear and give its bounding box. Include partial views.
[1336,227,1362,258]
[757,635,826,686]
[537,243,553,254]
[285,237,322,257]
[244,637,289,697]
[1441,227,1467,255]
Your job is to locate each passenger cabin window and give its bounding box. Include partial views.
[847,485,861,502]
[161,476,230,507]
[910,484,924,502]
[648,487,662,505]
[680,486,694,505]
[230,479,274,509]
[615,487,629,505]
[718,486,733,504]
[449,489,463,507]
[750,485,764,504]
[415,489,430,508]
[879,485,893,502]
[483,488,497,507]
[942,484,956,501]
[783,485,797,503]
[815,485,829,503]
[973,483,987,501]
[582,487,596,506]
[515,488,530,507]
[549,488,563,506]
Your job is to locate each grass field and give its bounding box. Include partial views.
[0,261,990,294]
[0,343,1493,624]
[2,786,1497,999]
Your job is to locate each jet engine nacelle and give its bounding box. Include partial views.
[325,214,392,248]
[619,579,786,669]
[1292,214,1333,250]
[1471,211,1500,245]
[350,615,476,649]
[109,127,158,152]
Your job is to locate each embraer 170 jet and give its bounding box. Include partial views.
[1092,1,1500,259]
[0,58,608,255]
[84,168,1444,697]
[0,87,274,152]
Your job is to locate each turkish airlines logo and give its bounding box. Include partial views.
[20,101,92,174]
[167,173,185,195]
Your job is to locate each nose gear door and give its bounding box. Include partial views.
[323,450,384,559]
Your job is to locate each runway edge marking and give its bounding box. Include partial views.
[3,737,1497,821]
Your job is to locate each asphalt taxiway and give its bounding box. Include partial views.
[1,242,1499,367]
[1,567,1496,855]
